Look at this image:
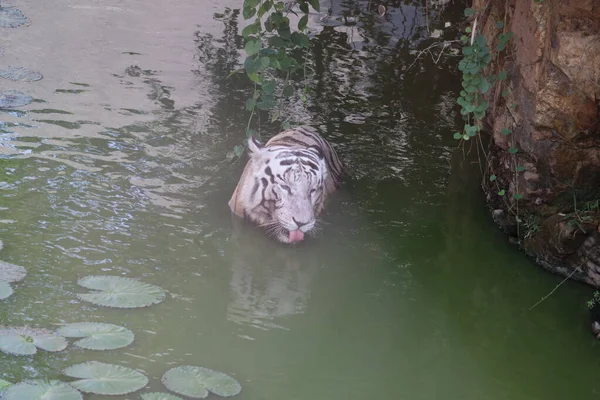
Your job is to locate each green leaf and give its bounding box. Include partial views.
[242,5,256,19]
[261,80,276,94]
[496,20,504,29]
[462,46,473,55]
[162,366,242,399]
[508,147,519,154]
[268,36,287,48]
[283,85,293,98]
[501,89,509,97]
[56,322,134,351]
[247,72,261,83]
[244,39,261,56]
[513,193,524,200]
[299,2,309,13]
[460,34,468,42]
[241,22,260,38]
[479,78,490,93]
[516,165,526,172]
[0,280,13,300]
[233,145,245,157]
[3,380,82,400]
[453,132,462,140]
[291,31,310,48]
[497,42,506,51]
[464,8,475,16]
[63,361,149,396]
[465,26,472,33]
[243,0,261,8]
[308,0,320,12]
[256,94,276,110]
[498,189,506,196]
[489,174,497,181]
[260,56,270,68]
[498,70,507,80]
[501,128,512,135]
[298,15,308,31]
[76,275,166,309]
[258,0,273,17]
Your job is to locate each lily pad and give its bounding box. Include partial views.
[0,280,13,300]
[57,322,134,350]
[0,90,33,108]
[0,327,67,355]
[3,380,82,400]
[0,260,26,282]
[76,275,166,308]
[0,379,12,391]
[141,393,183,400]
[63,361,148,395]
[162,366,242,398]
[0,7,30,28]
[0,66,43,82]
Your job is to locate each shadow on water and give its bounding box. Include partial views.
[1,0,600,399]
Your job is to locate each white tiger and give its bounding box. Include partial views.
[228,125,344,243]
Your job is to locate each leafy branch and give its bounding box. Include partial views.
[234,0,320,156]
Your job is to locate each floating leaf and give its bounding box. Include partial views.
[32,332,68,352]
[0,280,13,300]
[0,334,36,355]
[0,261,26,283]
[0,327,67,355]
[0,90,33,108]
[64,361,148,396]
[76,276,166,308]
[162,366,241,399]
[0,66,43,82]
[3,380,82,400]
[141,393,184,400]
[0,7,30,28]
[57,322,134,350]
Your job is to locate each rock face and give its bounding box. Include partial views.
[473,0,600,285]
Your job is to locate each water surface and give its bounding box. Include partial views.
[1,1,599,399]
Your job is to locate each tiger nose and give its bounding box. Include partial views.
[292,217,310,228]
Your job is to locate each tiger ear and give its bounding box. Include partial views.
[247,136,264,158]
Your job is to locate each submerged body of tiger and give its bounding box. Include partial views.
[228,125,344,243]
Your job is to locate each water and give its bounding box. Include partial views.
[1,0,600,399]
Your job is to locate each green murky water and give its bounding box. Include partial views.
[1,1,600,399]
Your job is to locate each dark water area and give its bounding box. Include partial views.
[1,0,599,399]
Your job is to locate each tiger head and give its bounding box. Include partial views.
[233,137,329,244]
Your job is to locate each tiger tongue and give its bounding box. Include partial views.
[289,230,305,243]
